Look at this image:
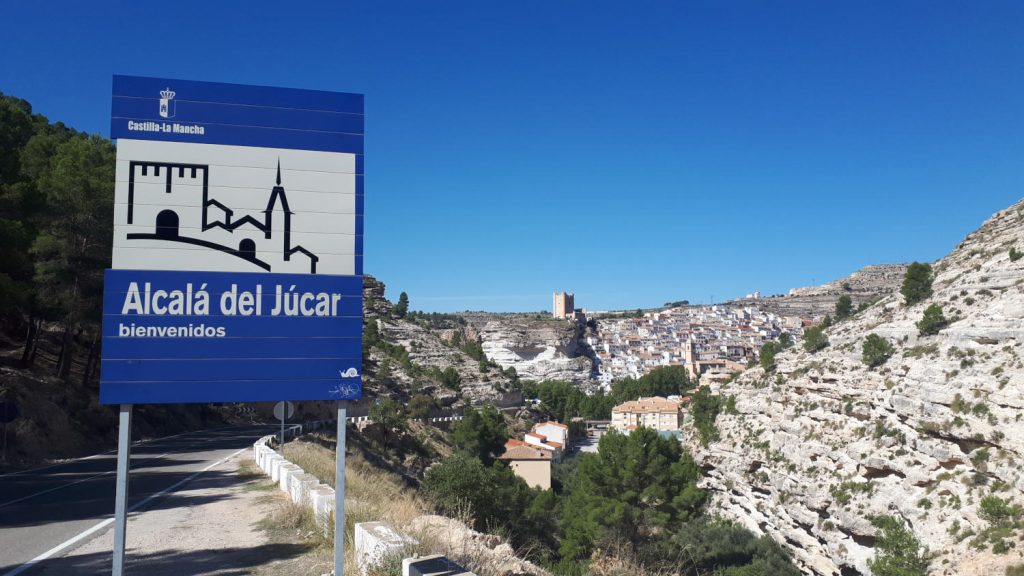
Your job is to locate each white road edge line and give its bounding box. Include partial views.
[1,446,249,576]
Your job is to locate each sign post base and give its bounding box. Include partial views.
[112,404,133,576]
[335,400,348,576]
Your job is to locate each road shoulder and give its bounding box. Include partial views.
[35,453,310,575]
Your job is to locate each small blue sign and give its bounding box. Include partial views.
[102,76,364,404]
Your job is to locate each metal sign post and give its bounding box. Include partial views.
[112,404,132,576]
[335,400,348,576]
[274,401,295,455]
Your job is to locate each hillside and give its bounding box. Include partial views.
[726,264,908,320]
[360,276,522,408]
[689,199,1024,575]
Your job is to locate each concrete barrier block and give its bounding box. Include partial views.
[279,464,302,492]
[311,486,336,527]
[260,446,274,468]
[269,456,287,481]
[355,522,418,576]
[263,452,279,475]
[256,445,272,467]
[289,473,318,505]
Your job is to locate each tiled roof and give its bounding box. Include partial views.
[498,445,553,461]
[612,396,682,415]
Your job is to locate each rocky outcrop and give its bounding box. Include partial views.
[406,514,551,576]
[363,275,391,319]
[360,276,516,405]
[376,316,516,405]
[689,199,1024,575]
[728,264,908,320]
[460,313,593,384]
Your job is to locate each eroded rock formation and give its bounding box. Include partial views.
[688,200,1024,575]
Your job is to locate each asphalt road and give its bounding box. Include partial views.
[0,424,276,575]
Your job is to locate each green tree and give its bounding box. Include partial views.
[422,453,557,560]
[611,366,691,404]
[917,304,948,336]
[408,394,435,421]
[862,334,894,368]
[423,454,526,528]
[644,518,800,576]
[691,387,726,445]
[30,134,114,381]
[449,405,508,465]
[559,427,706,561]
[803,326,829,353]
[835,295,854,320]
[901,262,934,306]
[369,397,407,449]
[867,515,929,576]
[441,366,461,391]
[526,380,616,422]
[0,93,35,186]
[393,291,409,318]
[778,332,794,349]
[759,341,781,371]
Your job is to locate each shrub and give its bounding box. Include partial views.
[980,495,1021,525]
[862,334,894,368]
[408,394,435,421]
[902,262,934,306]
[835,295,854,320]
[1010,247,1022,262]
[760,341,781,371]
[691,387,726,445]
[868,515,929,576]
[917,304,948,336]
[803,326,829,353]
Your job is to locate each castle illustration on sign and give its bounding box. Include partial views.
[125,160,319,273]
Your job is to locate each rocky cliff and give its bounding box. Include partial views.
[728,264,908,320]
[362,276,518,406]
[459,313,594,384]
[689,200,1024,575]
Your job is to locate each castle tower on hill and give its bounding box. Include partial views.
[553,291,574,319]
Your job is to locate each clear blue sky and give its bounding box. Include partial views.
[3,2,1022,312]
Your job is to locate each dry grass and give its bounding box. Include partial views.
[258,433,545,576]
[258,433,426,575]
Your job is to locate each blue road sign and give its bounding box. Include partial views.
[100,76,364,404]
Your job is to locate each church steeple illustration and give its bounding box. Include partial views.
[125,158,319,273]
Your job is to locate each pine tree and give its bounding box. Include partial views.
[393,291,409,318]
[901,262,934,306]
[835,295,854,320]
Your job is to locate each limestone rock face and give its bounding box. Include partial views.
[687,199,1024,576]
[360,276,515,405]
[729,264,908,320]
[363,275,391,318]
[376,316,516,404]
[460,313,594,384]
